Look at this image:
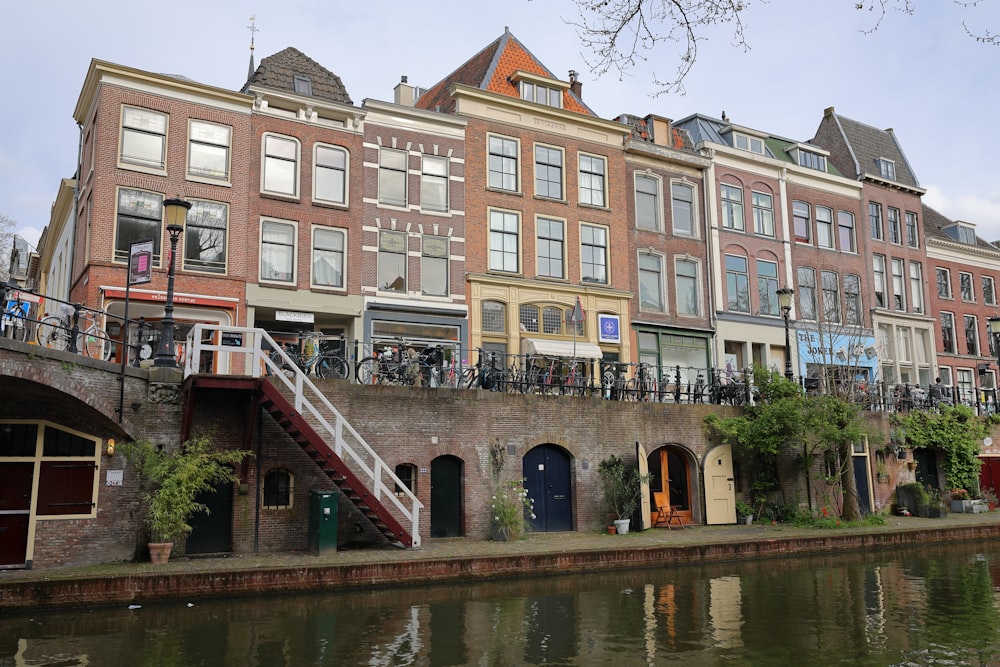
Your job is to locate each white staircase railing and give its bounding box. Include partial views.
[183,324,423,547]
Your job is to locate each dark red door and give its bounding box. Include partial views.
[0,462,33,568]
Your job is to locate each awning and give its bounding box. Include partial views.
[522,338,603,360]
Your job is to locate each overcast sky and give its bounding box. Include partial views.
[3,0,998,251]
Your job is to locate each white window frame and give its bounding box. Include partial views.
[873,255,887,308]
[675,257,701,316]
[959,271,975,302]
[311,226,346,290]
[183,199,228,274]
[734,133,765,155]
[726,254,751,314]
[721,184,745,232]
[888,207,901,245]
[378,229,408,293]
[534,143,565,201]
[757,259,779,316]
[580,222,609,285]
[487,134,519,192]
[187,119,231,182]
[910,262,924,314]
[793,201,811,244]
[936,267,952,299]
[878,158,896,181]
[420,154,449,213]
[984,276,997,306]
[891,258,906,311]
[536,216,565,279]
[261,133,300,197]
[313,144,348,206]
[752,190,774,237]
[378,146,409,207]
[489,209,520,274]
[838,210,856,253]
[260,218,297,284]
[671,181,696,237]
[816,206,834,249]
[638,251,665,313]
[578,153,607,207]
[421,234,449,296]
[635,173,661,231]
[119,106,167,172]
[941,312,956,354]
[114,187,163,265]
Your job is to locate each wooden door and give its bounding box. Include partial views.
[0,462,33,568]
[704,444,736,525]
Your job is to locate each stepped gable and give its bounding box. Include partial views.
[246,47,352,106]
[415,28,594,116]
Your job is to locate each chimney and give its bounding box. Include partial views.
[568,70,582,100]
[394,75,416,107]
[645,114,673,148]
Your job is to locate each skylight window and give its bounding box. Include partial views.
[293,75,313,96]
[877,158,896,181]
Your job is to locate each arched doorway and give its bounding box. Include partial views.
[523,444,573,532]
[646,445,695,526]
[430,455,463,537]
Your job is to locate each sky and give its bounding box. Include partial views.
[3,0,999,251]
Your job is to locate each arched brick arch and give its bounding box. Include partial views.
[644,442,703,525]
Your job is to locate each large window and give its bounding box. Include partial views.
[798,267,817,320]
[838,211,856,252]
[816,206,834,248]
[260,220,295,283]
[314,144,347,205]
[638,252,664,312]
[520,304,540,333]
[581,224,608,284]
[891,258,906,310]
[941,312,956,354]
[965,314,979,356]
[262,134,299,196]
[725,255,750,313]
[960,271,975,301]
[420,155,449,212]
[120,106,167,170]
[873,255,887,308]
[183,200,227,273]
[482,301,506,333]
[188,120,231,181]
[635,174,660,230]
[312,227,345,289]
[534,145,564,199]
[909,262,924,314]
[488,136,518,191]
[888,207,901,244]
[115,189,162,263]
[676,258,699,316]
[536,218,564,279]
[752,191,774,236]
[793,201,811,243]
[378,147,408,207]
[869,202,883,241]
[579,154,606,207]
[757,259,778,316]
[671,182,695,236]
[421,235,448,296]
[984,276,997,305]
[844,274,862,325]
[821,271,840,323]
[936,268,952,298]
[378,230,407,292]
[489,210,519,273]
[721,184,744,231]
[905,211,919,248]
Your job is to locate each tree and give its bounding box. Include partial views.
[0,213,15,283]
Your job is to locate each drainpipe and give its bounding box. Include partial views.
[701,147,719,368]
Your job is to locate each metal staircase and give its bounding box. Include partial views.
[182,325,422,548]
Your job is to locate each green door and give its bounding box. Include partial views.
[431,455,463,537]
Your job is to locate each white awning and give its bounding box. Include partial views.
[522,338,603,360]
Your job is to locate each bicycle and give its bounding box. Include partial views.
[1,284,31,342]
[269,333,349,379]
[36,305,112,360]
[356,339,430,386]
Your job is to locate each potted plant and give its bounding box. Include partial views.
[123,437,250,563]
[735,500,754,525]
[597,455,646,535]
[950,488,972,513]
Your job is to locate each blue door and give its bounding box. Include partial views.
[523,444,572,532]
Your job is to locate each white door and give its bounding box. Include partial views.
[705,444,736,524]
[636,441,651,530]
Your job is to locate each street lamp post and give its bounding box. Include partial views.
[989,316,1000,379]
[776,287,795,381]
[153,197,190,368]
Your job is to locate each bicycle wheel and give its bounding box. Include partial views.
[36,316,68,351]
[356,357,380,384]
[317,354,349,379]
[81,326,112,360]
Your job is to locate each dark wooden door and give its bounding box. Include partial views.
[524,444,572,532]
[430,456,463,537]
[853,456,873,515]
[186,479,234,555]
[0,462,33,567]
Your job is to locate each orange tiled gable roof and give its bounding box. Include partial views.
[415,28,595,117]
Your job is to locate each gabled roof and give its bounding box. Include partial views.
[922,204,999,251]
[813,108,920,189]
[244,47,352,106]
[414,28,595,116]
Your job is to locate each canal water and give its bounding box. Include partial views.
[3,539,999,666]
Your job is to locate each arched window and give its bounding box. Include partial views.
[263,469,293,509]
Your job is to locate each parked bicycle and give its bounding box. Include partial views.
[268,332,350,379]
[356,339,435,386]
[36,304,112,360]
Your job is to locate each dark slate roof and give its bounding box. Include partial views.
[813,109,919,187]
[244,47,352,106]
[922,204,999,251]
[615,114,696,152]
[414,28,596,117]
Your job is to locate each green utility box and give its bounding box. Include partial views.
[308,490,338,555]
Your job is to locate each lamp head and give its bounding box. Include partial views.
[163,197,191,239]
[989,315,1000,336]
[776,287,794,312]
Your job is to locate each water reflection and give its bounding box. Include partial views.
[3,541,1000,666]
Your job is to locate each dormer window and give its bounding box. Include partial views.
[877,158,896,181]
[293,75,313,96]
[734,133,765,155]
[509,70,568,109]
[798,151,826,171]
[944,222,977,245]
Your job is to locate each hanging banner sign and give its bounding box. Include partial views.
[129,239,154,285]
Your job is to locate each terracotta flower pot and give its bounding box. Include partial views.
[607,525,617,534]
[148,542,174,565]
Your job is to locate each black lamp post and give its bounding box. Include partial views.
[776,287,795,380]
[153,197,190,368]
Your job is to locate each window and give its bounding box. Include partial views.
[837,211,856,252]
[188,120,231,180]
[676,259,699,316]
[579,154,606,207]
[520,81,562,108]
[957,368,974,403]
[734,133,765,154]
[757,259,778,316]
[725,255,750,313]
[721,184,744,231]
[534,145,563,199]
[891,258,905,310]
[798,151,826,171]
[878,158,896,181]
[798,267,817,320]
[905,211,919,248]
[869,202,883,241]
[378,147,408,207]
[394,463,417,496]
[941,312,956,354]
[489,210,519,273]
[909,262,924,314]
[262,134,299,196]
[638,252,664,312]
[960,272,975,301]
[635,174,660,230]
[293,75,312,95]
[183,200,227,273]
[120,106,167,170]
[965,314,979,356]
[115,189,162,263]
[873,255,887,308]
[314,144,347,204]
[936,268,952,298]
[821,271,841,323]
[312,227,345,289]
[793,201,811,244]
[260,220,295,283]
[816,206,834,248]
[671,182,695,236]
[580,224,608,284]
[888,207,901,244]
[520,304,540,333]
[844,274,862,325]
[984,276,997,305]
[752,191,774,236]
[263,470,292,509]
[421,155,449,212]
[955,224,977,245]
[378,230,407,292]
[541,306,566,334]
[482,301,506,333]
[421,235,448,296]
[488,136,518,191]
